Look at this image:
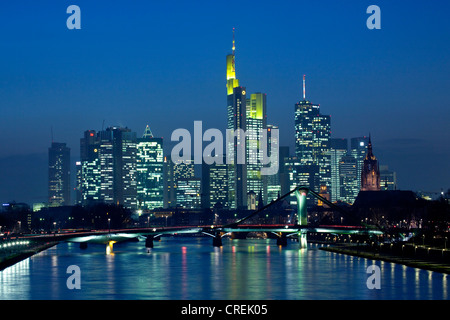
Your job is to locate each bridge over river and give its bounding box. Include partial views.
[14,186,384,254]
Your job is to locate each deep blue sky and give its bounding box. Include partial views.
[0,0,449,204]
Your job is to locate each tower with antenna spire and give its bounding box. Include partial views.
[303,74,306,100]
[226,28,247,209]
[293,75,331,204]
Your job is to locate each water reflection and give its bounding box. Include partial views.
[0,238,448,300]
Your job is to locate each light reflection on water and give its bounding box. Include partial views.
[0,238,448,300]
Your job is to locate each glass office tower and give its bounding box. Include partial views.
[136,125,164,210]
[294,78,331,199]
[226,29,247,209]
[48,142,71,206]
[246,92,267,206]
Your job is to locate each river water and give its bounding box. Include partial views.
[0,237,448,300]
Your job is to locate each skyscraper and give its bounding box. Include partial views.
[79,130,101,205]
[111,127,137,209]
[202,155,229,209]
[380,165,397,191]
[246,92,267,206]
[136,125,164,210]
[226,29,247,209]
[163,156,195,208]
[48,142,71,206]
[284,156,318,206]
[330,138,348,202]
[339,154,359,203]
[350,136,369,190]
[79,127,138,209]
[266,125,280,203]
[294,75,331,199]
[176,177,201,209]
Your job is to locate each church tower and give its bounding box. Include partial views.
[360,135,380,191]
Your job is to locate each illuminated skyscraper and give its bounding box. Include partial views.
[294,76,331,199]
[339,154,359,203]
[350,136,369,190]
[111,127,137,209]
[284,156,318,207]
[202,155,229,209]
[177,178,201,209]
[266,125,280,203]
[246,92,267,206]
[136,125,164,210]
[163,156,194,208]
[226,28,247,209]
[330,138,348,202]
[48,142,71,206]
[80,130,101,205]
[79,127,137,209]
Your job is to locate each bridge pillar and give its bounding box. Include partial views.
[106,241,115,254]
[79,242,88,250]
[298,230,307,249]
[295,188,308,226]
[277,234,288,247]
[213,235,222,247]
[295,188,308,248]
[145,236,154,249]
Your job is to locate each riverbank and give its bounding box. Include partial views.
[320,243,450,274]
[0,242,58,271]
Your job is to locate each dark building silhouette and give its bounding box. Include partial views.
[48,142,71,206]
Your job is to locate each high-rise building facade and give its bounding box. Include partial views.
[136,125,164,210]
[266,125,280,203]
[380,165,397,191]
[226,29,247,209]
[79,130,101,205]
[294,76,331,199]
[284,156,318,206]
[176,177,201,209]
[79,127,138,209]
[350,136,369,190]
[48,142,71,206]
[246,92,267,206]
[163,156,195,208]
[202,155,229,209]
[330,138,348,202]
[339,154,359,203]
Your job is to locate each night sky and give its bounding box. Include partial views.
[0,0,449,204]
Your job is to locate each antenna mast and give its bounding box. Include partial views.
[232,27,235,55]
[303,75,306,100]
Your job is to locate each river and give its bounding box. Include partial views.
[0,237,448,300]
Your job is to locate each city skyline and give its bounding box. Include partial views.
[1,0,449,205]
